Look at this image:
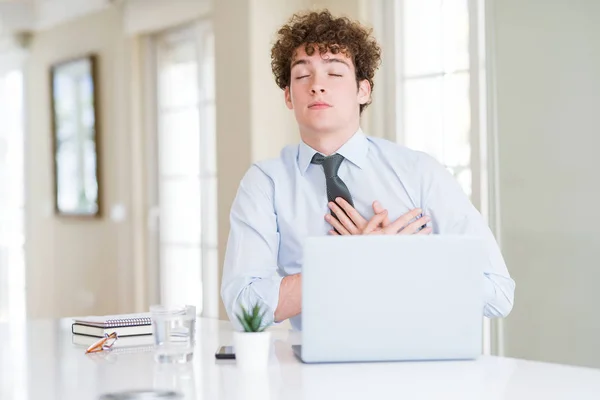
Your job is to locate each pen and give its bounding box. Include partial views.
[85,332,118,353]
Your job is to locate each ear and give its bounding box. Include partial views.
[357,79,371,106]
[284,86,293,110]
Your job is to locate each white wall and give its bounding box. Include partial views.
[249,0,303,162]
[494,0,600,368]
[24,2,212,318]
[25,6,135,318]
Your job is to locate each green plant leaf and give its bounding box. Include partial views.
[250,312,261,332]
[252,304,260,320]
[235,303,271,332]
[241,305,251,320]
[257,311,268,332]
[236,313,252,332]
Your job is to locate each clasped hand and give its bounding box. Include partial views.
[325,198,432,236]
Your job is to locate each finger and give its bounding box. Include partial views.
[364,210,388,234]
[328,202,359,234]
[384,208,423,234]
[325,214,351,235]
[398,215,431,235]
[416,227,432,235]
[328,229,339,236]
[372,201,391,227]
[335,197,367,229]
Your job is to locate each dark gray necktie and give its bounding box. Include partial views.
[311,153,354,223]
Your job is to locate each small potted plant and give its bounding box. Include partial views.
[234,303,272,369]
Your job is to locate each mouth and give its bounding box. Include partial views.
[308,101,332,109]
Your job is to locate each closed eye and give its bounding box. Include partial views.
[329,73,343,77]
[296,75,310,80]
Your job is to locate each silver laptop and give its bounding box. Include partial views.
[294,235,485,363]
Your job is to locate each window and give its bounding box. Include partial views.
[371,0,490,207]
[153,23,217,315]
[398,0,474,199]
[0,67,27,400]
[0,69,25,323]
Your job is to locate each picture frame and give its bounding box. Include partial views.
[50,54,101,218]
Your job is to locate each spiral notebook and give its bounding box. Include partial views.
[72,313,153,338]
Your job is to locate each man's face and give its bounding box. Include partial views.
[285,45,371,136]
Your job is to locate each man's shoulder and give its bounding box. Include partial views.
[252,143,298,174]
[367,135,438,171]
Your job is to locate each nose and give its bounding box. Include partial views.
[310,78,326,95]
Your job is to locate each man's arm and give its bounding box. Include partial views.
[274,274,302,322]
[419,154,516,318]
[221,166,284,329]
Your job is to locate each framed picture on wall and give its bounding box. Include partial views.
[50,54,101,217]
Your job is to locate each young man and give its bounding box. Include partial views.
[221,10,515,331]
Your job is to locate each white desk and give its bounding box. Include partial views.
[1,318,599,399]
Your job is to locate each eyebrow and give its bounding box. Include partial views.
[291,58,351,69]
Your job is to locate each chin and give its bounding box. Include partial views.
[301,120,341,135]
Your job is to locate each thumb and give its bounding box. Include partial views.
[372,201,384,213]
[372,201,390,227]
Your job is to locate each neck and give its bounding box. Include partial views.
[300,125,359,156]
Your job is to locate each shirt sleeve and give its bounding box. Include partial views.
[418,154,516,318]
[220,165,283,330]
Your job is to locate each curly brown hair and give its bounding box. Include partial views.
[271,10,382,113]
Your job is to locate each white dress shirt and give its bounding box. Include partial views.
[221,129,515,331]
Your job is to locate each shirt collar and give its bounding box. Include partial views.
[298,128,369,175]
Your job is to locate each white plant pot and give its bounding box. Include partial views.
[233,331,272,369]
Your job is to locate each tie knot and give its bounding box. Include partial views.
[311,153,345,177]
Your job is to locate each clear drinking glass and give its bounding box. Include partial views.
[150,304,196,363]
